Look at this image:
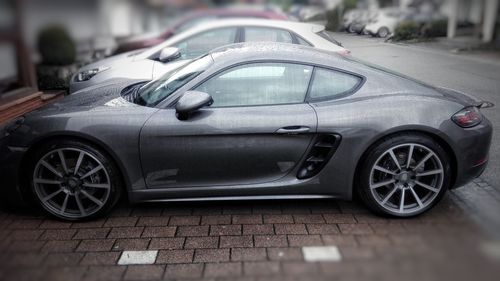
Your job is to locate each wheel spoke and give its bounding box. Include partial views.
[399,188,406,212]
[80,165,104,180]
[75,193,86,216]
[370,179,396,189]
[406,145,414,169]
[74,152,85,176]
[82,183,110,189]
[374,165,397,175]
[409,186,424,208]
[415,181,439,193]
[42,189,63,202]
[80,190,104,207]
[388,150,402,170]
[57,150,69,174]
[381,186,399,205]
[40,160,63,178]
[413,153,433,171]
[416,169,443,177]
[60,193,69,214]
[34,178,62,185]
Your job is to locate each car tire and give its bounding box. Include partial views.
[377,27,390,38]
[348,24,356,33]
[356,133,451,217]
[28,139,122,221]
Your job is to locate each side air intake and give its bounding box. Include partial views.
[297,134,341,179]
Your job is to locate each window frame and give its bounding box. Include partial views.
[241,26,313,46]
[305,66,365,103]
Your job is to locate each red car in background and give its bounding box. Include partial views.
[113,8,289,54]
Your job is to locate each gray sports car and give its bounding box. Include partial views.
[0,43,493,221]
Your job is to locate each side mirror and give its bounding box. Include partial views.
[176,91,213,120]
[159,47,181,63]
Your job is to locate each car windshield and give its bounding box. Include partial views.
[135,55,213,107]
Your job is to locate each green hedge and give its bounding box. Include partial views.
[393,19,448,41]
[37,25,76,66]
[393,21,420,41]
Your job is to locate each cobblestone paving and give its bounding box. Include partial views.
[1,180,499,281]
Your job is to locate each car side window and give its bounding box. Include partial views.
[175,28,237,59]
[196,62,313,107]
[295,35,312,46]
[308,68,362,100]
[244,27,293,44]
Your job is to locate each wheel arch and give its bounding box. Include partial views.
[352,126,458,195]
[19,132,131,201]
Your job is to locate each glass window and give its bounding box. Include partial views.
[136,55,213,107]
[244,27,293,44]
[296,36,312,46]
[197,62,313,107]
[308,68,361,100]
[316,30,342,46]
[175,28,237,59]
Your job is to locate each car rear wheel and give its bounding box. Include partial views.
[29,140,121,221]
[377,27,390,38]
[357,133,451,217]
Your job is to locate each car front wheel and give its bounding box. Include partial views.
[357,133,451,217]
[29,140,121,221]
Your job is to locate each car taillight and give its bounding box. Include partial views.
[452,106,483,128]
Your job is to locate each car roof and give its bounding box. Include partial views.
[186,18,325,34]
[180,8,288,20]
[208,42,349,67]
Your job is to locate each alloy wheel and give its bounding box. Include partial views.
[33,148,111,219]
[369,143,444,215]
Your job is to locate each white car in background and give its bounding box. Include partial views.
[70,19,350,93]
[364,8,415,38]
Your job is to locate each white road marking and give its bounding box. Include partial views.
[118,250,158,265]
[302,246,342,262]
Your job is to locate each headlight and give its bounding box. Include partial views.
[452,106,483,128]
[75,66,110,82]
[0,116,25,139]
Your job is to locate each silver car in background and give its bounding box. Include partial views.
[70,19,349,93]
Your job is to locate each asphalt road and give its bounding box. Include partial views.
[333,33,500,191]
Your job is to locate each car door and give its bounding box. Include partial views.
[140,62,317,188]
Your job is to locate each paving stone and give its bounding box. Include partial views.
[118,250,158,265]
[263,215,294,224]
[42,240,80,252]
[338,224,374,235]
[73,228,111,239]
[201,215,232,225]
[323,214,357,224]
[149,238,185,250]
[282,261,321,275]
[210,225,242,236]
[321,235,358,246]
[232,215,263,224]
[43,266,87,281]
[164,263,203,279]
[205,262,242,278]
[40,229,77,240]
[243,261,281,276]
[137,216,170,226]
[306,224,340,235]
[39,220,73,229]
[7,219,42,229]
[356,235,392,247]
[275,224,308,235]
[339,246,376,260]
[124,265,164,280]
[44,252,84,266]
[71,219,106,228]
[231,248,267,261]
[8,240,46,252]
[83,266,126,281]
[156,249,194,264]
[184,236,219,249]
[176,225,209,237]
[142,226,176,238]
[9,229,44,240]
[243,224,274,235]
[254,235,288,247]
[113,238,150,251]
[77,239,115,252]
[104,217,138,227]
[220,235,253,248]
[108,227,144,238]
[80,252,121,265]
[293,215,326,224]
[267,249,302,264]
[169,216,200,226]
[194,249,230,262]
[288,235,323,247]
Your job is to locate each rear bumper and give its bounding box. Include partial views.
[450,117,493,188]
[0,138,28,206]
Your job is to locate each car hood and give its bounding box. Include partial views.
[79,49,146,72]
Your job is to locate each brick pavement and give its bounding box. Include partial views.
[0,180,500,281]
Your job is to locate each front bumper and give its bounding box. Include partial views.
[0,137,28,206]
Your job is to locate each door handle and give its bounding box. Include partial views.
[276,126,310,134]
